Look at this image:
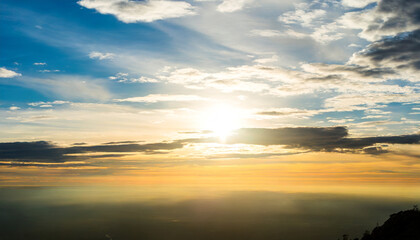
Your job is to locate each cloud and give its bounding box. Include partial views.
[17,75,112,101]
[1,126,419,165]
[224,127,348,146]
[256,108,320,118]
[341,0,377,8]
[340,0,420,41]
[226,127,420,152]
[250,29,282,37]
[250,29,307,39]
[349,30,420,80]
[154,59,416,100]
[278,3,326,28]
[89,51,115,60]
[158,65,294,93]
[217,0,253,13]
[0,67,21,78]
[38,69,60,73]
[28,100,70,108]
[324,93,419,111]
[115,94,209,103]
[9,106,20,111]
[301,63,396,81]
[180,127,420,154]
[130,76,159,83]
[310,22,344,44]
[207,152,304,159]
[0,141,69,163]
[78,0,196,23]
[33,62,47,66]
[0,140,185,163]
[109,72,159,83]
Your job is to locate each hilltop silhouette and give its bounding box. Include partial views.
[347,207,420,240]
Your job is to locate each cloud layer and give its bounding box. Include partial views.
[2,127,418,164]
[0,140,184,163]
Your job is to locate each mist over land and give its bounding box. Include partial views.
[0,187,416,240]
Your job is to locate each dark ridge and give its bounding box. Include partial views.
[342,206,420,240]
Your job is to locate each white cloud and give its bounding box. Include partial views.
[159,65,294,93]
[217,0,253,13]
[348,43,361,48]
[89,51,115,60]
[33,62,47,66]
[250,29,281,37]
[130,76,159,83]
[109,72,159,83]
[253,55,278,64]
[278,4,326,27]
[276,2,345,43]
[9,106,20,111]
[341,0,377,8]
[115,94,208,103]
[78,0,196,23]
[324,93,420,111]
[310,22,344,44]
[109,72,129,81]
[28,100,70,107]
[250,29,307,39]
[0,67,21,78]
[38,70,60,73]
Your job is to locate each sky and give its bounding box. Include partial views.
[1,0,420,239]
[0,0,420,195]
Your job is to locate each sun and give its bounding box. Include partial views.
[202,104,241,142]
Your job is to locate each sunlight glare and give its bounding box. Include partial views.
[203,105,241,142]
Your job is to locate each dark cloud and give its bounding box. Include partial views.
[66,142,183,154]
[72,142,87,146]
[362,146,389,155]
[1,128,418,164]
[225,127,348,147]
[352,30,420,71]
[0,141,185,163]
[182,127,420,154]
[0,162,90,168]
[257,110,310,116]
[354,0,420,40]
[0,141,68,162]
[306,63,396,79]
[374,0,420,34]
[103,140,144,145]
[333,135,420,150]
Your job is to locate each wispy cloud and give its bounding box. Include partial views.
[115,94,208,103]
[217,0,253,13]
[89,51,115,60]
